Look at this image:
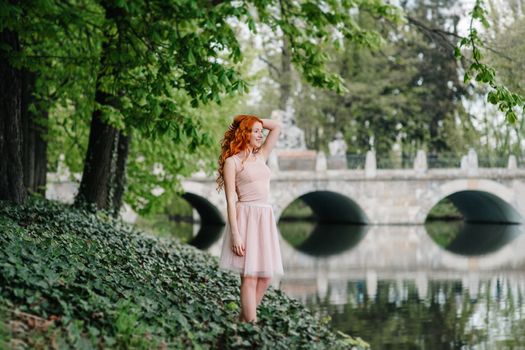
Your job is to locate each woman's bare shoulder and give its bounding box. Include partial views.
[225,154,238,162]
[224,155,239,168]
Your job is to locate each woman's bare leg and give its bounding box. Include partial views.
[255,277,272,307]
[239,275,258,322]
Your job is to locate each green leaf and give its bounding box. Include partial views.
[487,91,498,104]
[454,47,461,58]
[226,301,238,311]
[506,110,517,124]
[473,47,482,61]
[463,72,472,84]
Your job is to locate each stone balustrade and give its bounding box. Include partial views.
[271,148,522,175]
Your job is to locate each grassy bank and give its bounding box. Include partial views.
[0,198,367,349]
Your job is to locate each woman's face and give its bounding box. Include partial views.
[249,122,263,149]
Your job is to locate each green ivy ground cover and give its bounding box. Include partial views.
[0,198,368,349]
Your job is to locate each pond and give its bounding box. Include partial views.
[203,221,525,349]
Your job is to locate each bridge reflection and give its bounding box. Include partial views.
[278,270,525,308]
[187,223,223,250]
[204,221,525,263]
[277,221,368,256]
[269,224,525,305]
[204,223,525,288]
[426,222,523,255]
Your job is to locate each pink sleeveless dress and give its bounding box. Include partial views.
[218,152,284,277]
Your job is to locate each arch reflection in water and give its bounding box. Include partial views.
[275,223,525,349]
[188,224,224,250]
[181,193,225,249]
[278,221,368,256]
[426,221,524,256]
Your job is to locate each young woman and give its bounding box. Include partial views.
[216,114,284,323]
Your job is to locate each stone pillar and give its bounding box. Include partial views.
[466,148,478,175]
[56,154,71,182]
[316,151,327,171]
[391,142,402,169]
[508,155,517,170]
[468,148,478,167]
[413,150,427,174]
[365,150,376,178]
[460,155,468,170]
[416,272,428,300]
[366,270,377,299]
[317,272,328,300]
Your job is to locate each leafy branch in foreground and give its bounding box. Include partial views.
[455,0,524,123]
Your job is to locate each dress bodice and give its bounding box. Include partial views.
[232,152,271,203]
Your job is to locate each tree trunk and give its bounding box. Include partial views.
[75,2,131,212]
[111,131,130,217]
[279,36,292,110]
[21,70,48,196]
[75,91,118,210]
[0,26,27,204]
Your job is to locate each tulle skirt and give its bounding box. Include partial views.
[219,201,284,277]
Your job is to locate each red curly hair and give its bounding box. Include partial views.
[216,114,263,192]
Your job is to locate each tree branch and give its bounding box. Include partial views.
[258,55,281,75]
[406,14,514,61]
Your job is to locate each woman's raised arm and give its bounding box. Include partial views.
[259,118,282,162]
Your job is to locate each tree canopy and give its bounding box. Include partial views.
[1,0,523,212]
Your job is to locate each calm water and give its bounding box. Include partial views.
[201,221,525,349]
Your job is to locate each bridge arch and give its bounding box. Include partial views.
[181,192,224,225]
[279,190,368,224]
[180,181,225,224]
[416,179,523,224]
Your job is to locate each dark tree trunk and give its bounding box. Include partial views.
[279,36,292,110]
[111,131,130,217]
[75,2,132,213]
[75,91,118,210]
[0,26,27,204]
[21,70,48,195]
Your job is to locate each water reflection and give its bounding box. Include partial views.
[426,221,523,256]
[204,222,525,349]
[278,221,368,256]
[304,277,525,349]
[188,224,224,250]
[270,222,525,349]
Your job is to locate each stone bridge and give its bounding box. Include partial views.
[45,150,525,274]
[182,151,525,225]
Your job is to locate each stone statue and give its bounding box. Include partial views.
[327,131,348,169]
[271,103,306,150]
[328,131,347,156]
[270,99,316,171]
